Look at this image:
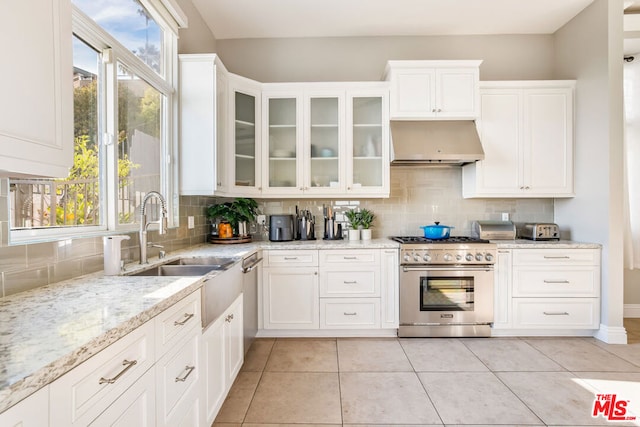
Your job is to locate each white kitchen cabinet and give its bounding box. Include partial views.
[380,249,400,329]
[261,83,390,198]
[491,247,601,336]
[228,73,262,196]
[0,0,74,178]
[385,60,482,120]
[0,385,49,427]
[179,54,229,195]
[462,81,575,198]
[202,294,243,426]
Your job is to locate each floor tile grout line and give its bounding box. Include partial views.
[239,338,277,425]
[489,369,549,427]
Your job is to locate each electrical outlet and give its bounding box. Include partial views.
[501,212,510,221]
[257,215,266,225]
[187,216,195,229]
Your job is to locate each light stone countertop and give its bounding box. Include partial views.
[0,238,399,413]
[493,239,602,249]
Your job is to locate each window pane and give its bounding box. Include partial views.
[10,36,101,229]
[117,63,163,225]
[73,0,164,75]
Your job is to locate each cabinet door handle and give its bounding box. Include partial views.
[343,280,358,284]
[344,312,357,316]
[225,313,234,323]
[431,108,437,113]
[174,313,195,326]
[543,280,570,284]
[543,256,570,259]
[543,311,569,316]
[437,108,442,112]
[99,359,137,384]
[175,365,196,383]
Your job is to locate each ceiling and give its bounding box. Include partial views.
[191,0,596,40]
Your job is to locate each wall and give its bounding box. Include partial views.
[0,186,214,297]
[175,0,217,53]
[553,0,627,342]
[215,34,555,82]
[257,168,554,240]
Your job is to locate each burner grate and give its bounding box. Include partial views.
[390,236,491,244]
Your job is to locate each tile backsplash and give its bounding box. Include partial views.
[0,167,554,297]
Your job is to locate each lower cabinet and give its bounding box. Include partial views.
[492,247,601,336]
[261,248,399,334]
[0,384,49,427]
[202,294,244,426]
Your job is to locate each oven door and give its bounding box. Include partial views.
[400,266,494,326]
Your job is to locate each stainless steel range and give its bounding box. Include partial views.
[391,236,497,337]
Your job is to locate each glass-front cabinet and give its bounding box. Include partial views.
[229,74,261,195]
[347,84,390,196]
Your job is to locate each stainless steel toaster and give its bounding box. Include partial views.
[516,223,560,241]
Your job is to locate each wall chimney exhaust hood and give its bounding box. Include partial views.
[390,120,484,166]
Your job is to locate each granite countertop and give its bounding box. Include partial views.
[493,239,602,249]
[0,238,399,413]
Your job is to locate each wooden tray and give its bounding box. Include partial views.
[209,235,252,244]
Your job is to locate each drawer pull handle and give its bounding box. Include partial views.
[343,256,358,260]
[344,312,357,316]
[284,257,298,260]
[543,280,570,284]
[175,365,196,382]
[174,313,195,326]
[225,313,234,323]
[543,256,570,259]
[343,280,358,284]
[543,311,569,316]
[99,359,137,384]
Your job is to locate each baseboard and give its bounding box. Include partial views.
[624,304,640,318]
[594,324,628,344]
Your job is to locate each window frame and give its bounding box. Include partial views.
[10,2,180,245]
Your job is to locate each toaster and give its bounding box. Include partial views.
[516,223,560,241]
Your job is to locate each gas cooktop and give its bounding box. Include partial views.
[390,236,491,244]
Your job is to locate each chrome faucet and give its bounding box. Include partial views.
[139,191,168,264]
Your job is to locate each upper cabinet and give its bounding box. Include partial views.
[462,81,575,198]
[229,73,262,196]
[179,54,228,195]
[262,83,389,198]
[385,60,482,120]
[0,0,74,177]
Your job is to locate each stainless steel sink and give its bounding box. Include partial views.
[130,264,222,276]
[165,256,238,269]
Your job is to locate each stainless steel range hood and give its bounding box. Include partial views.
[390,120,484,166]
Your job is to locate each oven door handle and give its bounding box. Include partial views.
[402,266,494,272]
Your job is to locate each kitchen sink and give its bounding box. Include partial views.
[128,256,238,277]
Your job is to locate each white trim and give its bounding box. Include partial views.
[593,323,628,344]
[490,329,597,337]
[624,304,640,317]
[256,329,399,338]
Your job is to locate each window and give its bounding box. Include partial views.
[10,0,180,242]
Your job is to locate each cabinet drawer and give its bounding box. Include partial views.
[320,298,380,329]
[50,321,155,426]
[512,298,599,329]
[512,249,599,266]
[320,270,380,297]
[156,332,200,427]
[513,267,599,297]
[320,249,379,265]
[265,250,318,267]
[155,291,201,357]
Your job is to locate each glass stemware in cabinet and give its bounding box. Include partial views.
[352,96,383,188]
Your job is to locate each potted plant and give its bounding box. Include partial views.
[206,198,259,238]
[359,208,376,240]
[344,208,361,241]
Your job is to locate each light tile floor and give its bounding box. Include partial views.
[214,327,640,427]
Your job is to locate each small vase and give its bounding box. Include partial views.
[361,229,372,240]
[348,229,360,241]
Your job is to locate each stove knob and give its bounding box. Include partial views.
[422,254,432,262]
[414,254,422,262]
[403,254,411,262]
[475,253,484,261]
[485,253,494,262]
[456,254,463,261]
[465,253,474,262]
[443,253,453,262]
